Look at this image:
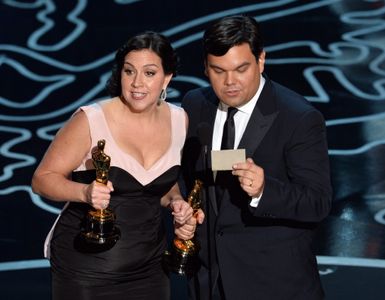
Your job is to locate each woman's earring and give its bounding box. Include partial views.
[158,89,167,105]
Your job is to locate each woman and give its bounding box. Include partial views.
[32,32,197,300]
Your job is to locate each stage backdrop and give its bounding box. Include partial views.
[1,1,385,299]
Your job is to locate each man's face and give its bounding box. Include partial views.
[205,43,265,107]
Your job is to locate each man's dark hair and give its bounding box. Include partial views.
[106,31,178,97]
[203,15,264,62]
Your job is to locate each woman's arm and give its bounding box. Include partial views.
[31,111,113,209]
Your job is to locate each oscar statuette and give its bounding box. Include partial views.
[80,139,120,248]
[163,179,203,276]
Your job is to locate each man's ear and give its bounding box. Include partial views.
[258,51,266,73]
[259,51,266,62]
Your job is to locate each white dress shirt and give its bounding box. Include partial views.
[212,75,265,207]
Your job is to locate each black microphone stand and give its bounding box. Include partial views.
[197,122,213,300]
[201,144,213,300]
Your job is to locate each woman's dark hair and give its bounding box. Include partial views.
[203,15,264,62]
[106,31,178,97]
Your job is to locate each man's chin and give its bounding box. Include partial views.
[220,96,243,107]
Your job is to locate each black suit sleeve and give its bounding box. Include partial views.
[254,109,332,223]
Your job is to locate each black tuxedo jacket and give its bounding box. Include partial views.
[181,76,332,300]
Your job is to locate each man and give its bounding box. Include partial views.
[179,15,332,300]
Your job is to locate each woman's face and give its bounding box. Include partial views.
[120,49,172,112]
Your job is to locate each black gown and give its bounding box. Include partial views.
[46,102,186,299]
[49,165,180,300]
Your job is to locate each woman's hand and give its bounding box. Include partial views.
[169,198,193,225]
[84,180,114,210]
[174,209,205,240]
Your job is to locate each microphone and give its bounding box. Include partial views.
[197,122,211,172]
[196,122,213,299]
[197,122,211,144]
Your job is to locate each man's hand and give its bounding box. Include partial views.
[232,158,264,198]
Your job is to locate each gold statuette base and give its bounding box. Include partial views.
[163,238,200,276]
[80,208,120,246]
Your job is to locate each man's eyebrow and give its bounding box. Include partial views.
[208,61,251,71]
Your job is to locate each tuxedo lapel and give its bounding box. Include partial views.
[238,77,278,157]
[238,107,278,157]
